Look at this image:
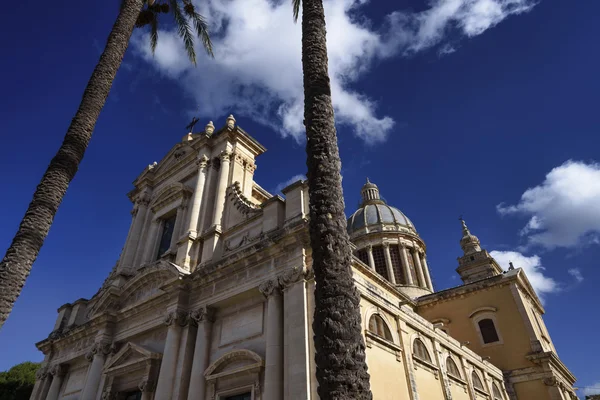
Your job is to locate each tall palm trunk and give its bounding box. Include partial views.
[0,0,144,329]
[301,0,372,398]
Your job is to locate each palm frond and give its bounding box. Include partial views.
[190,11,214,57]
[169,0,197,65]
[150,12,159,54]
[292,0,301,22]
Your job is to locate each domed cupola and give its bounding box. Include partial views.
[347,179,434,298]
[347,178,416,238]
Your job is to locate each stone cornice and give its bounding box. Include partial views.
[525,351,576,384]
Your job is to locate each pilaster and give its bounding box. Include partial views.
[259,279,284,400]
[187,307,215,400]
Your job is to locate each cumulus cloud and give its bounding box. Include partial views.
[490,250,558,302]
[131,0,536,144]
[273,174,306,193]
[497,161,600,249]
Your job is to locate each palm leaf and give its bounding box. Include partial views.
[292,0,301,22]
[190,11,214,57]
[150,12,159,54]
[169,0,197,65]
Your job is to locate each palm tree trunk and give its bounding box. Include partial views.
[301,0,372,398]
[0,0,144,330]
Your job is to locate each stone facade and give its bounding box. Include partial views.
[30,116,575,400]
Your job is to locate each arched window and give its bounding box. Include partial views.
[368,315,393,341]
[446,357,461,378]
[412,338,431,363]
[472,371,485,391]
[478,318,500,344]
[492,383,503,400]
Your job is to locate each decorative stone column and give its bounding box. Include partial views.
[399,244,414,286]
[187,307,215,400]
[197,160,216,235]
[139,378,156,400]
[259,280,284,400]
[154,311,186,400]
[412,247,426,288]
[382,242,397,285]
[420,253,434,291]
[366,245,375,271]
[142,219,161,264]
[186,155,209,236]
[278,267,311,399]
[120,192,151,269]
[45,364,66,400]
[81,341,115,400]
[211,150,231,228]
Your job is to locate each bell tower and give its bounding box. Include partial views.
[456,218,502,283]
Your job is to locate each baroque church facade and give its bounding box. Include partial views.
[29,116,577,400]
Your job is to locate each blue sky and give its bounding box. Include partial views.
[1,0,599,395]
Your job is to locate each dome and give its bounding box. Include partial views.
[346,179,417,237]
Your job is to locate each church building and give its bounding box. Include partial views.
[29,115,577,400]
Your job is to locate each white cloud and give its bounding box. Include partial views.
[497,161,600,249]
[490,250,558,302]
[580,382,600,397]
[567,268,583,283]
[273,174,306,193]
[131,0,536,144]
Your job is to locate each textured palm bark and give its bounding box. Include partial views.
[0,0,144,329]
[301,0,372,398]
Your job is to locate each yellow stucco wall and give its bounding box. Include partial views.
[366,343,411,400]
[418,284,533,371]
[414,366,445,399]
[514,379,548,400]
[448,379,471,400]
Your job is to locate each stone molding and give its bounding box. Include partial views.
[197,154,209,168]
[85,341,118,361]
[278,266,307,290]
[35,365,48,380]
[101,389,116,400]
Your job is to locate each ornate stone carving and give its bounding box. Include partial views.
[48,330,63,341]
[35,365,48,380]
[86,340,118,360]
[220,150,231,162]
[190,307,215,324]
[226,114,236,129]
[254,380,261,395]
[278,267,306,290]
[138,379,156,392]
[49,364,65,377]
[197,154,209,169]
[382,242,390,248]
[543,377,558,387]
[258,279,280,298]
[164,310,189,327]
[244,162,256,173]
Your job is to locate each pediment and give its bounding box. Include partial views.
[105,342,161,373]
[151,143,194,177]
[150,182,193,213]
[204,350,263,380]
[120,261,188,309]
[85,288,121,320]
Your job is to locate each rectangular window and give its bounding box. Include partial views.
[372,246,388,279]
[389,246,405,284]
[123,392,142,400]
[157,214,177,259]
[224,393,251,400]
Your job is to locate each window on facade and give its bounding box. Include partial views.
[406,250,419,284]
[224,393,251,400]
[478,318,500,344]
[492,383,503,400]
[472,371,485,391]
[389,246,405,284]
[123,391,142,400]
[357,249,369,266]
[412,338,431,363]
[156,214,177,259]
[368,315,393,341]
[372,246,388,280]
[446,357,461,378]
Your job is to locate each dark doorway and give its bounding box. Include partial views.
[224,393,251,400]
